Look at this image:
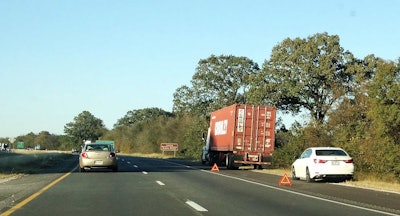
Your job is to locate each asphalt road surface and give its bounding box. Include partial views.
[1,155,399,216]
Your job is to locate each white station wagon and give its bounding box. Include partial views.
[291,147,354,182]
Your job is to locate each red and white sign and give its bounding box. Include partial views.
[160,143,178,151]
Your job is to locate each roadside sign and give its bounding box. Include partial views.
[160,143,178,151]
[17,142,24,149]
[160,143,178,157]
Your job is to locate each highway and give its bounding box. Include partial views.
[1,155,399,216]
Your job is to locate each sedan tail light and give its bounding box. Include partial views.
[81,152,88,158]
[344,159,353,163]
[109,152,116,158]
[314,159,327,163]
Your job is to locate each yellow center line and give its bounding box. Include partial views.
[1,167,76,216]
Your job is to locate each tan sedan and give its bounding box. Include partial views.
[79,143,118,172]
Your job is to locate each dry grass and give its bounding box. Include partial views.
[124,152,177,159]
[0,150,70,180]
[256,168,400,193]
[344,173,400,193]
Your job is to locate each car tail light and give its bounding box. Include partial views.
[344,159,353,163]
[81,152,88,158]
[314,159,327,163]
[109,152,116,158]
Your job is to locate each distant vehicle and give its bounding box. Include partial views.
[201,104,276,169]
[291,147,354,182]
[71,148,80,153]
[0,143,10,152]
[79,143,118,172]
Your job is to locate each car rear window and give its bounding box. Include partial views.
[86,145,110,151]
[315,149,347,156]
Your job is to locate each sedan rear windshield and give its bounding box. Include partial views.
[86,145,110,151]
[315,149,347,156]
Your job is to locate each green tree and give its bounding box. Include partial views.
[367,58,400,144]
[17,132,36,149]
[248,32,356,123]
[0,137,10,143]
[114,108,173,128]
[57,135,77,150]
[64,111,106,143]
[34,131,60,150]
[173,54,259,117]
[327,57,400,178]
[365,59,400,177]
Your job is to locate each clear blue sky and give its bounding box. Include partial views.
[1,0,399,138]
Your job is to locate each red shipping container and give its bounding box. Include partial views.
[206,104,276,168]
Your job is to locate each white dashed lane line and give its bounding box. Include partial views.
[130,161,209,213]
[186,200,208,212]
[156,181,165,186]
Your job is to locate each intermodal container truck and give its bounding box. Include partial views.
[201,104,276,169]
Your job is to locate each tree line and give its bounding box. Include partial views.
[3,32,399,181]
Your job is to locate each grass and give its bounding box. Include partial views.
[256,168,400,193]
[0,150,71,179]
[345,172,400,193]
[126,152,181,159]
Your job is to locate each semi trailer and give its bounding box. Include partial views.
[201,104,276,169]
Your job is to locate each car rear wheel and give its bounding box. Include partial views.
[291,167,299,180]
[306,167,313,182]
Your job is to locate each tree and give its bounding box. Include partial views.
[366,58,400,144]
[64,111,106,143]
[173,85,196,114]
[323,57,400,178]
[17,132,36,149]
[34,131,60,150]
[114,108,174,128]
[173,54,259,117]
[248,32,356,123]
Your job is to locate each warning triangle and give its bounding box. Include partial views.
[278,173,292,186]
[211,163,220,172]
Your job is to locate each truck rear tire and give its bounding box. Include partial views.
[226,153,239,170]
[208,152,217,166]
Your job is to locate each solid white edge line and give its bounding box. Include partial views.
[201,169,399,216]
[164,160,398,215]
[186,200,208,212]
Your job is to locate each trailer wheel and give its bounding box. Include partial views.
[253,165,263,170]
[208,152,217,166]
[226,153,239,170]
[226,154,233,169]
